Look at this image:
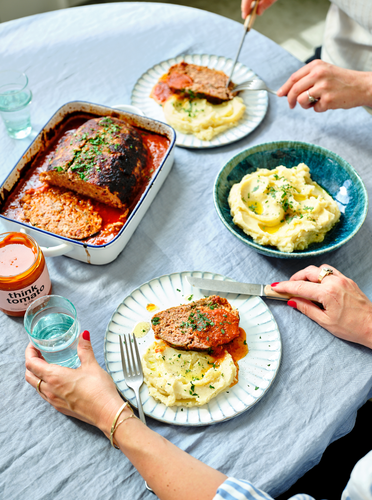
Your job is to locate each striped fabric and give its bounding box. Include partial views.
[214,451,372,500]
[213,479,314,500]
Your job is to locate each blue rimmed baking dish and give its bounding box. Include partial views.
[0,101,176,265]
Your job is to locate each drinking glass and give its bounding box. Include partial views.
[0,70,32,139]
[24,295,81,368]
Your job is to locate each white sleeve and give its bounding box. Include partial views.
[214,478,315,500]
[341,451,372,500]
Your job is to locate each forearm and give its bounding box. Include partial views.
[358,71,372,108]
[25,338,227,500]
[100,406,227,500]
[359,324,372,350]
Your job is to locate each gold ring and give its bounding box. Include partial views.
[307,90,318,104]
[36,379,43,395]
[318,267,333,283]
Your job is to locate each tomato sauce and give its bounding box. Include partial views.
[150,81,174,104]
[0,232,52,316]
[150,69,195,104]
[1,113,170,246]
[186,307,240,347]
[209,328,248,387]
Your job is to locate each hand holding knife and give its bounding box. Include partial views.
[226,0,259,87]
[187,276,314,302]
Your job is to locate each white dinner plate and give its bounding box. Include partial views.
[131,54,269,148]
[104,271,282,426]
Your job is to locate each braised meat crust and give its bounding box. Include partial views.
[165,62,236,104]
[151,295,240,351]
[21,186,102,240]
[40,117,148,209]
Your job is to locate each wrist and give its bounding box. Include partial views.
[359,71,372,108]
[363,328,372,350]
[97,396,128,437]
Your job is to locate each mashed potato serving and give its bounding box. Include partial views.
[163,95,246,141]
[150,61,246,141]
[142,340,237,407]
[228,163,341,253]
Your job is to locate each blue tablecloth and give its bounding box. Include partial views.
[1,3,372,499]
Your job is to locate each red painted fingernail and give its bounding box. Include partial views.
[271,282,279,287]
[82,330,90,341]
[287,300,297,309]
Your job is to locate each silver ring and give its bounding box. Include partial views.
[36,378,43,395]
[318,267,333,283]
[307,90,318,104]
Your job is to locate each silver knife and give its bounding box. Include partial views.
[226,0,259,87]
[187,276,294,301]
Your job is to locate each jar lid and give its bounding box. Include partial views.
[0,232,40,279]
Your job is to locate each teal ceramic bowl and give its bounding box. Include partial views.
[214,141,368,259]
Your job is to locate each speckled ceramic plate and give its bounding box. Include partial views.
[104,271,281,426]
[131,54,268,148]
[214,141,368,259]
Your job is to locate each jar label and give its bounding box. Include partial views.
[0,265,51,312]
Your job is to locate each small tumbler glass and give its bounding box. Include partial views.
[0,70,32,139]
[24,295,81,368]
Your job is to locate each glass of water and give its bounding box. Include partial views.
[24,295,81,368]
[0,70,32,139]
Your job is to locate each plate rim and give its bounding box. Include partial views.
[131,53,269,149]
[104,270,282,426]
[213,140,369,259]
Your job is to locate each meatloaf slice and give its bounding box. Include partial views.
[151,295,240,351]
[40,117,148,209]
[151,62,236,104]
[21,186,102,240]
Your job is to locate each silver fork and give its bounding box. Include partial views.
[119,333,146,424]
[234,78,277,95]
[120,333,155,494]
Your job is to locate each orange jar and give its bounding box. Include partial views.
[0,232,52,316]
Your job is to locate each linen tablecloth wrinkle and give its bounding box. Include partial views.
[1,3,372,500]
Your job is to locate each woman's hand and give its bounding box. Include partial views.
[272,265,372,348]
[277,60,372,112]
[25,333,228,500]
[25,332,124,436]
[241,0,277,18]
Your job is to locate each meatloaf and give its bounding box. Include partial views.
[151,295,240,351]
[21,186,102,240]
[40,116,148,209]
[151,62,236,104]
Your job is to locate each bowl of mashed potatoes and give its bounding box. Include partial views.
[214,141,368,259]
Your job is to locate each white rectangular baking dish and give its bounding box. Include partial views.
[0,101,176,265]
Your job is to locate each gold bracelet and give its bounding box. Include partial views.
[111,414,136,449]
[110,401,135,449]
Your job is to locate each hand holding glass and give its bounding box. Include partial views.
[24,295,81,368]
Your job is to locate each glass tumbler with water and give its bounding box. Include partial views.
[0,70,32,139]
[24,295,81,368]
